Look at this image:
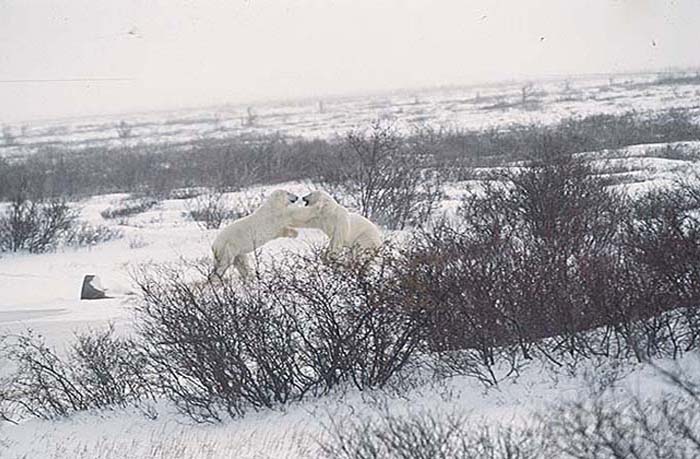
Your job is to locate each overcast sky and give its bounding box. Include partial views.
[1,0,699,122]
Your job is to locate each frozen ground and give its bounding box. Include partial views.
[2,71,700,159]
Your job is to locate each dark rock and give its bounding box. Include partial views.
[81,274,109,300]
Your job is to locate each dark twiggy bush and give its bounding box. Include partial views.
[262,247,429,392]
[404,150,700,380]
[402,154,631,378]
[319,121,443,229]
[624,187,700,309]
[0,328,155,422]
[186,190,263,230]
[0,192,78,253]
[542,364,700,459]
[132,248,428,422]
[100,196,159,220]
[133,262,301,422]
[320,410,542,459]
[186,189,236,230]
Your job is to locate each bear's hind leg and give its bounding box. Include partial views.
[233,253,251,278]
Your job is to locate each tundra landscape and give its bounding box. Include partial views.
[1,1,700,457]
[1,70,700,458]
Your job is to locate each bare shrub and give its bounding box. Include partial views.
[186,189,235,229]
[116,120,132,139]
[404,154,630,375]
[624,187,700,310]
[543,367,700,459]
[65,221,123,248]
[402,147,700,383]
[428,347,525,388]
[133,262,301,422]
[262,246,429,392]
[187,190,264,230]
[128,235,149,249]
[677,169,700,207]
[167,187,205,200]
[1,125,16,146]
[100,196,159,220]
[320,121,443,229]
[0,193,78,253]
[0,328,155,422]
[132,247,427,422]
[320,410,542,459]
[404,148,696,380]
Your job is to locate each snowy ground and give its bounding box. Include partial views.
[0,148,698,457]
[3,353,698,459]
[0,182,322,346]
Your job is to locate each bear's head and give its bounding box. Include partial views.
[266,189,299,210]
[301,190,336,210]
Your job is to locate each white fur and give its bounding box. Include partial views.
[288,191,382,256]
[212,190,298,277]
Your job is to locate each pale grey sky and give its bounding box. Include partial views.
[1,0,698,122]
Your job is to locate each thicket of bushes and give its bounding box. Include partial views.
[318,121,444,229]
[129,249,428,422]
[406,154,700,383]
[100,196,159,220]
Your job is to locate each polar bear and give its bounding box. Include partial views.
[211,189,299,277]
[288,190,382,256]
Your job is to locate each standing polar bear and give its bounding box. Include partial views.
[212,189,299,277]
[288,190,382,256]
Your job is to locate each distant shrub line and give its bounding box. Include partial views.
[100,197,159,220]
[1,109,697,201]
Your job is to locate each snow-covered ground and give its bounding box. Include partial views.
[4,353,698,459]
[0,183,321,345]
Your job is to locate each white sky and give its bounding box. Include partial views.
[1,0,699,122]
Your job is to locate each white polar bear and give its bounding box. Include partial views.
[211,189,299,277]
[288,190,382,256]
